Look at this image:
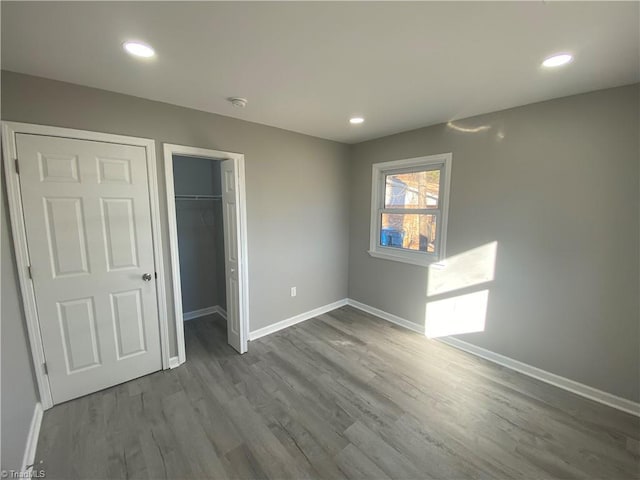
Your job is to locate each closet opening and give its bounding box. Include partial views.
[164,144,249,366]
[174,156,228,357]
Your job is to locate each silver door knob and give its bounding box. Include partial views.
[142,273,153,281]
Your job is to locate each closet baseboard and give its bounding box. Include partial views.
[183,306,225,321]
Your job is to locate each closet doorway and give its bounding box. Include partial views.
[164,144,249,365]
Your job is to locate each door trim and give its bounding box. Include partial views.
[163,143,250,364]
[1,121,170,409]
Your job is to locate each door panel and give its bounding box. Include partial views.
[110,289,147,359]
[100,198,139,270]
[97,157,132,184]
[16,133,162,404]
[57,297,101,372]
[227,276,239,337]
[43,197,90,277]
[39,153,79,183]
[221,159,245,353]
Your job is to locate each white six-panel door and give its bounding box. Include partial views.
[16,133,162,404]
[221,159,245,353]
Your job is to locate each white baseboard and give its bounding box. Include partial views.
[215,305,227,320]
[437,336,640,417]
[249,298,348,341]
[21,402,43,472]
[346,299,640,417]
[168,356,182,369]
[183,305,225,321]
[346,299,425,334]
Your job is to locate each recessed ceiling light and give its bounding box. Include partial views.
[542,53,573,68]
[123,41,155,58]
[350,117,365,125]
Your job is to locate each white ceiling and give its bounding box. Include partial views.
[2,2,639,144]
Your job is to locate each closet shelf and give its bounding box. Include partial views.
[175,194,222,201]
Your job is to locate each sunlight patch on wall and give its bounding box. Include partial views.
[425,289,489,338]
[427,241,497,297]
[425,241,497,338]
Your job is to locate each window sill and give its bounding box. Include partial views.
[367,249,444,268]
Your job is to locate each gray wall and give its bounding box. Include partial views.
[173,155,221,197]
[0,70,351,352]
[173,157,225,313]
[0,72,637,475]
[1,162,40,471]
[349,84,640,402]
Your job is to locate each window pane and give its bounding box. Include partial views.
[385,169,440,209]
[380,213,437,253]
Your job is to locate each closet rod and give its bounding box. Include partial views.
[175,194,222,201]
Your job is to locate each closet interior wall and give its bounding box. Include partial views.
[173,155,226,316]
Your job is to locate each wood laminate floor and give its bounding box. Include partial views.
[35,306,639,479]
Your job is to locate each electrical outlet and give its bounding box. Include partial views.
[290,287,297,297]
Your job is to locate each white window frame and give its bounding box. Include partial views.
[368,153,452,267]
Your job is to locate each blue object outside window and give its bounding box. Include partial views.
[380,228,404,248]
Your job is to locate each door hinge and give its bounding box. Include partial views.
[42,362,48,375]
[15,158,19,174]
[27,266,33,279]
[155,272,158,279]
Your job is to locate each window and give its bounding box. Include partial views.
[369,153,452,266]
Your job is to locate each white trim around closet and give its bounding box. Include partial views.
[163,144,250,365]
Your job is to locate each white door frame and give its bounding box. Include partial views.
[1,121,170,410]
[163,143,250,364]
